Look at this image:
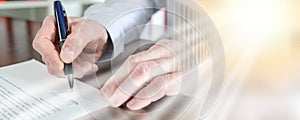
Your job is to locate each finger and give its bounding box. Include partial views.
[126,77,166,110]
[60,20,107,63]
[45,59,64,77]
[101,48,178,100]
[33,15,57,55]
[107,61,156,107]
[100,48,164,99]
[60,32,86,63]
[33,16,64,71]
[165,73,182,96]
[68,17,82,24]
[42,49,64,76]
[126,98,151,111]
[77,51,102,64]
[130,43,173,62]
[73,57,98,78]
[126,73,181,110]
[107,58,180,107]
[101,55,137,99]
[132,74,168,100]
[72,61,85,78]
[47,64,64,77]
[126,91,165,110]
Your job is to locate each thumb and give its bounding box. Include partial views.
[60,32,89,63]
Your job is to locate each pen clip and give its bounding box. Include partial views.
[62,7,70,35]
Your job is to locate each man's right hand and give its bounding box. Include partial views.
[32,15,108,78]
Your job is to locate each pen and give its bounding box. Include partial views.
[54,0,74,89]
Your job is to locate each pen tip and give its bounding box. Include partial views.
[66,74,74,89]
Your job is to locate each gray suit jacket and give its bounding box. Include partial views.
[84,0,166,60]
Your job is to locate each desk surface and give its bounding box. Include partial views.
[0,17,42,67]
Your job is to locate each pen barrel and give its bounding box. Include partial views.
[54,1,68,40]
[54,0,73,89]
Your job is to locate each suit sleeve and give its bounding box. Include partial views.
[83,0,166,59]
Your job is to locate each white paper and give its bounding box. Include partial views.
[0,60,109,120]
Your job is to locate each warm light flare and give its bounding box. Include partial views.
[228,0,288,46]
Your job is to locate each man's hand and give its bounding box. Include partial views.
[32,16,108,78]
[101,40,183,110]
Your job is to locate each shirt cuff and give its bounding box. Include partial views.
[98,30,113,61]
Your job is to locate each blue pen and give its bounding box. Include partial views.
[54,0,74,89]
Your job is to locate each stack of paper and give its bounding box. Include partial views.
[0,60,109,119]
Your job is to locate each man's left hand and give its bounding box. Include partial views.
[101,40,183,110]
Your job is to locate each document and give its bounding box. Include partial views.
[0,60,109,120]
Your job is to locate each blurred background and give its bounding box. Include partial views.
[0,0,299,119]
[198,0,300,119]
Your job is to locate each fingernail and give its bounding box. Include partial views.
[61,47,73,63]
[100,87,109,99]
[58,62,64,71]
[127,99,137,109]
[108,94,121,107]
[93,64,98,72]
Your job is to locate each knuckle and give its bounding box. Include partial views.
[32,39,39,51]
[32,39,44,53]
[134,62,152,77]
[128,55,138,64]
[43,51,52,61]
[42,16,54,26]
[128,52,147,64]
[32,36,51,54]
